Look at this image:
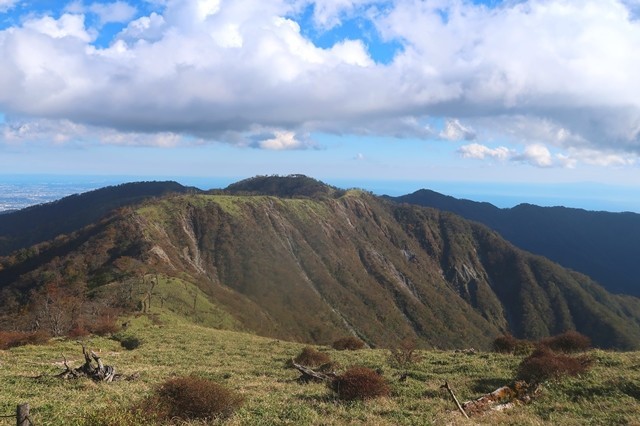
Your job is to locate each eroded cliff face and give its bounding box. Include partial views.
[124,192,640,349]
[3,190,640,350]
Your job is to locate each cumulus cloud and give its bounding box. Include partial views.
[0,0,639,162]
[252,130,317,150]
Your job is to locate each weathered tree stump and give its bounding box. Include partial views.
[16,403,30,426]
[57,345,137,382]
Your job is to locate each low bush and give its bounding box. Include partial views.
[493,334,534,355]
[330,367,390,401]
[332,336,365,351]
[140,376,244,422]
[540,331,591,353]
[294,347,331,367]
[88,317,121,336]
[119,336,142,350]
[388,337,422,372]
[517,347,592,384]
[0,330,50,350]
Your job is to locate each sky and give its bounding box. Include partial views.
[1,0,640,211]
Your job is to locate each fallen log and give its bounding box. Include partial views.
[461,380,539,415]
[57,345,137,382]
[291,359,337,383]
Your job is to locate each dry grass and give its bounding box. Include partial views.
[0,310,638,425]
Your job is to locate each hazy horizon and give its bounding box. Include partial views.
[2,173,639,214]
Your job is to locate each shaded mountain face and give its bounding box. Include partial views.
[2,186,640,350]
[0,181,198,256]
[391,190,640,297]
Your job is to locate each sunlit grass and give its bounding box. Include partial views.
[1,310,638,425]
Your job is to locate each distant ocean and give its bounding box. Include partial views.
[0,175,238,213]
[1,175,638,214]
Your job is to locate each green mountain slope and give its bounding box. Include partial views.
[0,181,197,256]
[1,179,640,350]
[391,189,640,297]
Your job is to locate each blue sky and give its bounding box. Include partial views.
[1,0,640,211]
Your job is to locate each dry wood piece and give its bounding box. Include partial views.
[440,381,469,419]
[462,380,540,415]
[291,359,337,383]
[57,345,137,382]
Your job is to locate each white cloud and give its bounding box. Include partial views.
[22,14,93,42]
[254,130,316,150]
[0,0,17,13]
[117,12,167,42]
[456,142,633,169]
[512,144,554,168]
[0,0,639,162]
[89,1,137,25]
[566,147,637,167]
[1,117,189,147]
[440,119,476,141]
[458,143,511,161]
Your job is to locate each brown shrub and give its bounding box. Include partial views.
[0,330,50,350]
[332,336,365,351]
[88,317,121,336]
[330,367,390,401]
[141,376,244,421]
[517,347,592,384]
[539,331,591,353]
[493,334,534,355]
[294,347,331,367]
[67,325,91,339]
[388,337,422,371]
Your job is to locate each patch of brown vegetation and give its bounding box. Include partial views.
[332,336,365,351]
[539,331,591,353]
[330,367,390,401]
[517,347,592,384]
[294,347,331,367]
[0,330,50,350]
[138,376,244,422]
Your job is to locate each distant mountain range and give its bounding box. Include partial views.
[1,176,639,350]
[390,190,640,297]
[0,181,197,256]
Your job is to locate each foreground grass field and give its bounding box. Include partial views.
[1,311,639,425]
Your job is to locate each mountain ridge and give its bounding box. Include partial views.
[2,183,639,350]
[390,189,640,297]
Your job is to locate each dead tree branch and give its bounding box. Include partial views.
[440,381,469,419]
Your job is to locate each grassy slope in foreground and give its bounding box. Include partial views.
[1,310,639,425]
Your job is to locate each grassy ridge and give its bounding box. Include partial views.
[1,310,639,425]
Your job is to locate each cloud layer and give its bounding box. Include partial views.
[0,0,639,165]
